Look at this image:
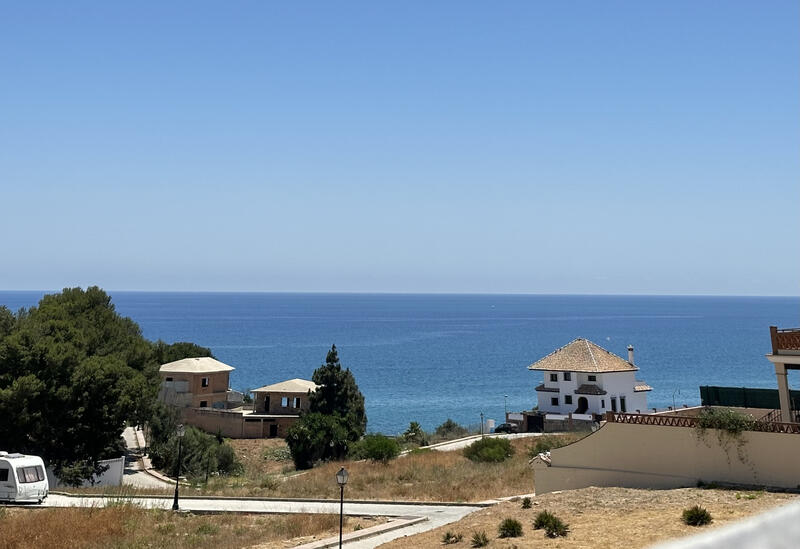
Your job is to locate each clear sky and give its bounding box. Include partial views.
[1,2,797,295]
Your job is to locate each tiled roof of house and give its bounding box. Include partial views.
[159,357,235,374]
[575,384,607,395]
[534,383,560,393]
[634,383,653,392]
[528,338,638,373]
[251,378,319,394]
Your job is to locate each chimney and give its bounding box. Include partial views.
[627,345,634,364]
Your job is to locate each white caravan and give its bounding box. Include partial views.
[0,451,49,503]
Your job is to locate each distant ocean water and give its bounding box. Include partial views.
[1,291,798,434]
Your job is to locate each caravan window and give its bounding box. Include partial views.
[17,466,44,484]
[0,468,8,482]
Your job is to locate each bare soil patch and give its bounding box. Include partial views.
[380,486,798,548]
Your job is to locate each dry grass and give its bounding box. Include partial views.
[199,438,535,502]
[379,486,799,548]
[0,505,379,549]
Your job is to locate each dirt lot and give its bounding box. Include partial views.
[380,486,799,548]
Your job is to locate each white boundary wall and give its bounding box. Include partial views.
[533,422,800,495]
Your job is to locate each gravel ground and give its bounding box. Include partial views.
[379,486,799,548]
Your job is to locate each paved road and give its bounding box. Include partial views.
[44,494,483,547]
[425,432,543,452]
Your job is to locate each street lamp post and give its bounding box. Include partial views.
[335,467,349,548]
[172,423,185,511]
[480,411,485,438]
[504,394,508,419]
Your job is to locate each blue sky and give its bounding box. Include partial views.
[1,2,797,295]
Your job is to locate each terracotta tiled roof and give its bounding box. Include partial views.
[527,338,638,373]
[535,383,560,393]
[575,384,607,395]
[634,383,653,392]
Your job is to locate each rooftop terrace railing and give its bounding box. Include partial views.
[605,411,800,434]
[770,326,800,354]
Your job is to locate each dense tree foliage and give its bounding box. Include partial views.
[0,287,212,483]
[148,404,240,480]
[308,344,366,441]
[286,412,350,469]
[286,345,367,469]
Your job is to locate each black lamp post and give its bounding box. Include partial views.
[504,394,508,418]
[172,423,185,511]
[335,467,349,548]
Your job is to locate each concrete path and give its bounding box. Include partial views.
[43,494,484,547]
[422,431,543,452]
[121,427,172,490]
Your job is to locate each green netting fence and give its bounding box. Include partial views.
[699,386,800,410]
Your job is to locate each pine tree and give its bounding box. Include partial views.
[308,344,367,441]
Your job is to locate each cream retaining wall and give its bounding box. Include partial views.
[533,422,800,495]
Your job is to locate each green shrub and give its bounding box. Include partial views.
[544,517,569,538]
[696,408,755,435]
[286,412,350,469]
[349,434,401,463]
[436,418,469,440]
[534,510,569,537]
[498,518,523,538]
[470,530,490,547]
[441,531,463,544]
[521,496,532,509]
[533,509,556,530]
[528,434,574,457]
[463,437,515,463]
[682,505,713,526]
[403,421,430,446]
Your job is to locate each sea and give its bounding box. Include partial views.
[0,291,797,434]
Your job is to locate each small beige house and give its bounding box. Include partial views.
[158,357,236,409]
[251,378,319,415]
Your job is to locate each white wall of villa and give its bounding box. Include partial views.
[536,369,648,415]
[529,339,651,417]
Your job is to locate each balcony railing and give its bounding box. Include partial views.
[770,326,800,354]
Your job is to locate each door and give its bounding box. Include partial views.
[0,464,13,501]
[576,397,589,414]
[269,424,278,438]
[263,395,270,413]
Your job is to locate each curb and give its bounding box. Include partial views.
[292,516,429,549]
[50,491,493,508]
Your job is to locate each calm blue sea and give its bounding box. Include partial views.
[1,292,798,434]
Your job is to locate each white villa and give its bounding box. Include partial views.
[529,338,652,416]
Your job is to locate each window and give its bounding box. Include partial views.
[549,373,558,382]
[281,397,289,407]
[601,399,605,408]
[620,396,627,413]
[293,397,301,408]
[17,466,44,484]
[165,377,173,382]
[588,375,596,382]
[565,395,573,405]
[0,468,8,482]
[611,397,617,412]
[551,397,559,406]
[201,377,209,388]
[199,400,208,408]
[563,372,571,381]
